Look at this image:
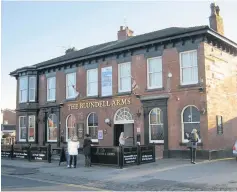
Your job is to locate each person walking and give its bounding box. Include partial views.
[119,132,129,146]
[188,128,199,164]
[68,135,80,168]
[83,134,92,167]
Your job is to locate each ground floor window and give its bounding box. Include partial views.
[182,105,201,142]
[19,116,27,141]
[149,108,164,143]
[28,115,35,142]
[47,113,57,142]
[87,113,98,142]
[66,114,76,141]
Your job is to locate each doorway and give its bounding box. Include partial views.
[113,107,135,146]
[114,124,134,146]
[114,124,124,146]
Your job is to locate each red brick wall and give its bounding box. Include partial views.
[204,42,237,150]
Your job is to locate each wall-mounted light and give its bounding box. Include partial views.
[104,118,111,126]
[200,108,206,115]
[199,87,204,93]
[136,109,141,118]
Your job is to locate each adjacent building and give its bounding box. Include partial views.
[1,109,16,144]
[10,3,237,158]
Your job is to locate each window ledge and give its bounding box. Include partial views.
[86,95,99,99]
[179,142,203,146]
[46,100,56,103]
[116,91,132,96]
[179,83,200,89]
[65,97,77,102]
[146,87,164,92]
[99,95,113,99]
[149,142,164,145]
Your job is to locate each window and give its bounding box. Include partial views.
[66,73,76,99]
[118,62,131,92]
[87,113,98,142]
[149,108,164,143]
[19,77,28,103]
[114,107,134,124]
[181,105,201,142]
[66,114,76,141]
[29,77,36,102]
[28,115,35,142]
[47,114,57,142]
[47,77,56,101]
[87,69,98,96]
[180,50,198,85]
[147,57,163,89]
[19,116,27,141]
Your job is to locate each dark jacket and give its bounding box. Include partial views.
[188,133,199,149]
[83,137,92,156]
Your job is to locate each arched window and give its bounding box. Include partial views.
[149,108,164,143]
[114,107,134,124]
[87,113,98,142]
[47,114,57,142]
[181,105,201,142]
[66,114,76,141]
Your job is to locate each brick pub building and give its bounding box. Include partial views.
[10,3,237,159]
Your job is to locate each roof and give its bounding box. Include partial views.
[1,124,16,131]
[10,25,237,75]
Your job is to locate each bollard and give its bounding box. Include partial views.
[119,146,124,169]
[28,144,32,162]
[10,144,14,160]
[47,144,52,163]
[137,144,141,165]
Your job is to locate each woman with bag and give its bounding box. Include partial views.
[187,129,199,164]
[68,135,80,168]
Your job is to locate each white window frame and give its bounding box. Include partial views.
[19,77,28,103]
[28,115,35,142]
[87,68,98,97]
[66,72,77,99]
[179,50,198,85]
[149,108,164,144]
[66,114,76,142]
[29,76,36,102]
[47,113,57,142]
[147,57,163,89]
[87,112,98,143]
[118,62,131,93]
[181,105,201,143]
[19,116,27,142]
[47,77,56,101]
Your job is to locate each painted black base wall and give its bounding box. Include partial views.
[165,149,233,160]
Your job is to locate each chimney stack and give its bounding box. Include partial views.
[117,26,134,41]
[209,2,224,35]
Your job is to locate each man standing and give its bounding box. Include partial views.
[83,134,92,167]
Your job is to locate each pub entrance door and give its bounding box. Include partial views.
[113,107,134,146]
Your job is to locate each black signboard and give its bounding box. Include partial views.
[31,151,47,161]
[140,146,155,164]
[1,151,11,158]
[123,147,138,165]
[91,147,119,165]
[13,151,28,159]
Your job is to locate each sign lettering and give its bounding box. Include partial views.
[68,98,131,110]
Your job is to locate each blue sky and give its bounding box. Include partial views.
[1,1,237,110]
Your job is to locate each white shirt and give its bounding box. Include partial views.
[119,137,125,146]
[68,141,80,155]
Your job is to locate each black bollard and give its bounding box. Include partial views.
[47,144,52,163]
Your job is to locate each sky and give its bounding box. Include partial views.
[1,0,237,110]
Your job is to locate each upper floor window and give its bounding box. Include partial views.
[147,57,163,89]
[87,68,98,96]
[66,72,76,99]
[19,77,28,103]
[180,50,198,85]
[47,77,56,101]
[118,62,131,93]
[29,77,36,102]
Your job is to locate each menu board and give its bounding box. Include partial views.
[123,147,138,165]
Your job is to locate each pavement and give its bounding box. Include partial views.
[1,155,237,191]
